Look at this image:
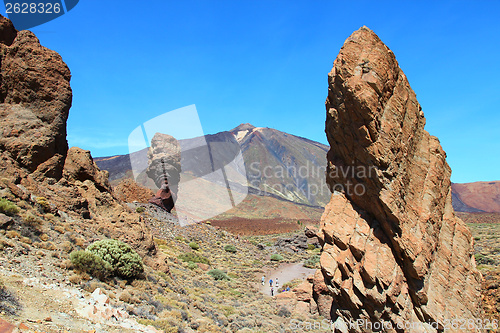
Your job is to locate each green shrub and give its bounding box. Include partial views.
[178,252,210,265]
[307,244,316,251]
[188,242,199,250]
[70,250,113,279]
[187,261,198,270]
[0,198,19,216]
[303,255,320,269]
[135,207,145,213]
[207,269,229,281]
[174,236,185,242]
[87,239,144,279]
[270,254,284,262]
[224,244,237,253]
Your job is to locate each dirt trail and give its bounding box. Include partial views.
[257,263,316,296]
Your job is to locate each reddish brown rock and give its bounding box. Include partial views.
[0,15,16,46]
[317,26,482,331]
[0,15,167,274]
[0,318,15,333]
[114,178,154,203]
[293,279,313,302]
[63,147,111,192]
[0,15,71,177]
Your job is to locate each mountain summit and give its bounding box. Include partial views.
[230,123,256,132]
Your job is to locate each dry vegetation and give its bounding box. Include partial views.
[209,217,319,236]
[465,212,500,331]
[0,185,326,332]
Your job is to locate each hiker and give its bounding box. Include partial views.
[269,279,273,287]
[270,286,274,296]
[148,178,175,213]
[275,278,279,288]
[261,276,265,286]
[286,287,290,292]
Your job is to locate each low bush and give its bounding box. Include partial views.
[0,198,19,216]
[270,254,283,262]
[224,244,237,253]
[277,306,291,318]
[303,255,320,269]
[70,250,113,279]
[307,244,316,251]
[187,261,198,270]
[87,239,144,279]
[22,213,43,227]
[35,197,50,212]
[188,242,199,250]
[207,269,230,281]
[135,207,145,213]
[178,252,210,265]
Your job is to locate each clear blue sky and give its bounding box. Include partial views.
[2,1,499,183]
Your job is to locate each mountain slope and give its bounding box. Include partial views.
[452,181,500,213]
[230,124,330,207]
[95,125,497,213]
[95,124,330,208]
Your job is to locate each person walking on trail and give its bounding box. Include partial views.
[269,279,273,287]
[261,276,265,286]
[270,286,274,296]
[275,278,279,289]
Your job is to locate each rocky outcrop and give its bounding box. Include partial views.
[63,147,111,192]
[0,15,167,274]
[114,178,155,203]
[146,133,181,190]
[316,26,482,331]
[275,233,319,253]
[0,16,71,178]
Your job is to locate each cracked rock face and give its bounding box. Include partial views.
[0,15,72,178]
[316,26,481,331]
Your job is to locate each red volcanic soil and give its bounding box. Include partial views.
[457,212,500,224]
[452,181,500,213]
[209,217,319,236]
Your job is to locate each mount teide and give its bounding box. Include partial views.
[95,124,495,214]
[96,124,331,208]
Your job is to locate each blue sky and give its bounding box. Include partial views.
[2,1,499,183]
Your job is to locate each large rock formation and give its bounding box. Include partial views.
[0,15,167,273]
[146,132,181,191]
[316,26,482,331]
[0,16,72,178]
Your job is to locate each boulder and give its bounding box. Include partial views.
[0,213,13,229]
[63,147,111,192]
[316,26,482,331]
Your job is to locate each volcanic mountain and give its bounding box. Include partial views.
[451,181,500,213]
[95,124,331,209]
[96,125,497,214]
